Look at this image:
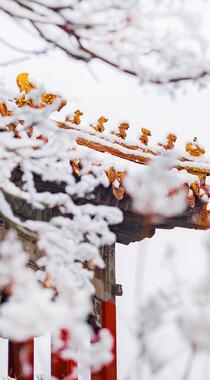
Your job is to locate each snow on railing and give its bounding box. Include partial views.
[0,335,92,379]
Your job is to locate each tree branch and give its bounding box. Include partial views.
[1,0,210,85]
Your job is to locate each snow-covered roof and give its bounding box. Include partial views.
[2,73,210,237]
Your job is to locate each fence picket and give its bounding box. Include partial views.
[34,335,51,380]
[9,340,34,380]
[0,338,8,378]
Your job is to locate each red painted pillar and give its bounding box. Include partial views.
[8,340,34,380]
[91,244,120,380]
[92,301,117,380]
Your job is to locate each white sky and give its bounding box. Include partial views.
[1,7,210,379]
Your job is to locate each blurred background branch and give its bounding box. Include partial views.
[1,0,210,85]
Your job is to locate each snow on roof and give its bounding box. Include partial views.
[59,118,210,175]
[2,73,210,215]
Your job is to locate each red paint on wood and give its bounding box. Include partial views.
[92,301,117,380]
[51,352,77,379]
[51,330,77,379]
[9,340,34,380]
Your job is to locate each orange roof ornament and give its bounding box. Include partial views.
[16,72,36,93]
[106,167,125,200]
[71,160,81,177]
[91,116,108,133]
[114,122,130,140]
[0,102,12,117]
[66,110,83,125]
[186,138,205,157]
[158,133,177,150]
[16,73,67,111]
[139,128,151,145]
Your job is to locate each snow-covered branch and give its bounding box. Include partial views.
[0,73,123,376]
[0,0,210,84]
[128,236,210,380]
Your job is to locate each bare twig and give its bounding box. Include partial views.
[0,36,48,55]
[0,41,54,67]
[0,56,30,66]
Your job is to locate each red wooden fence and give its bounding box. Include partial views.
[6,301,117,380]
[4,246,118,380]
